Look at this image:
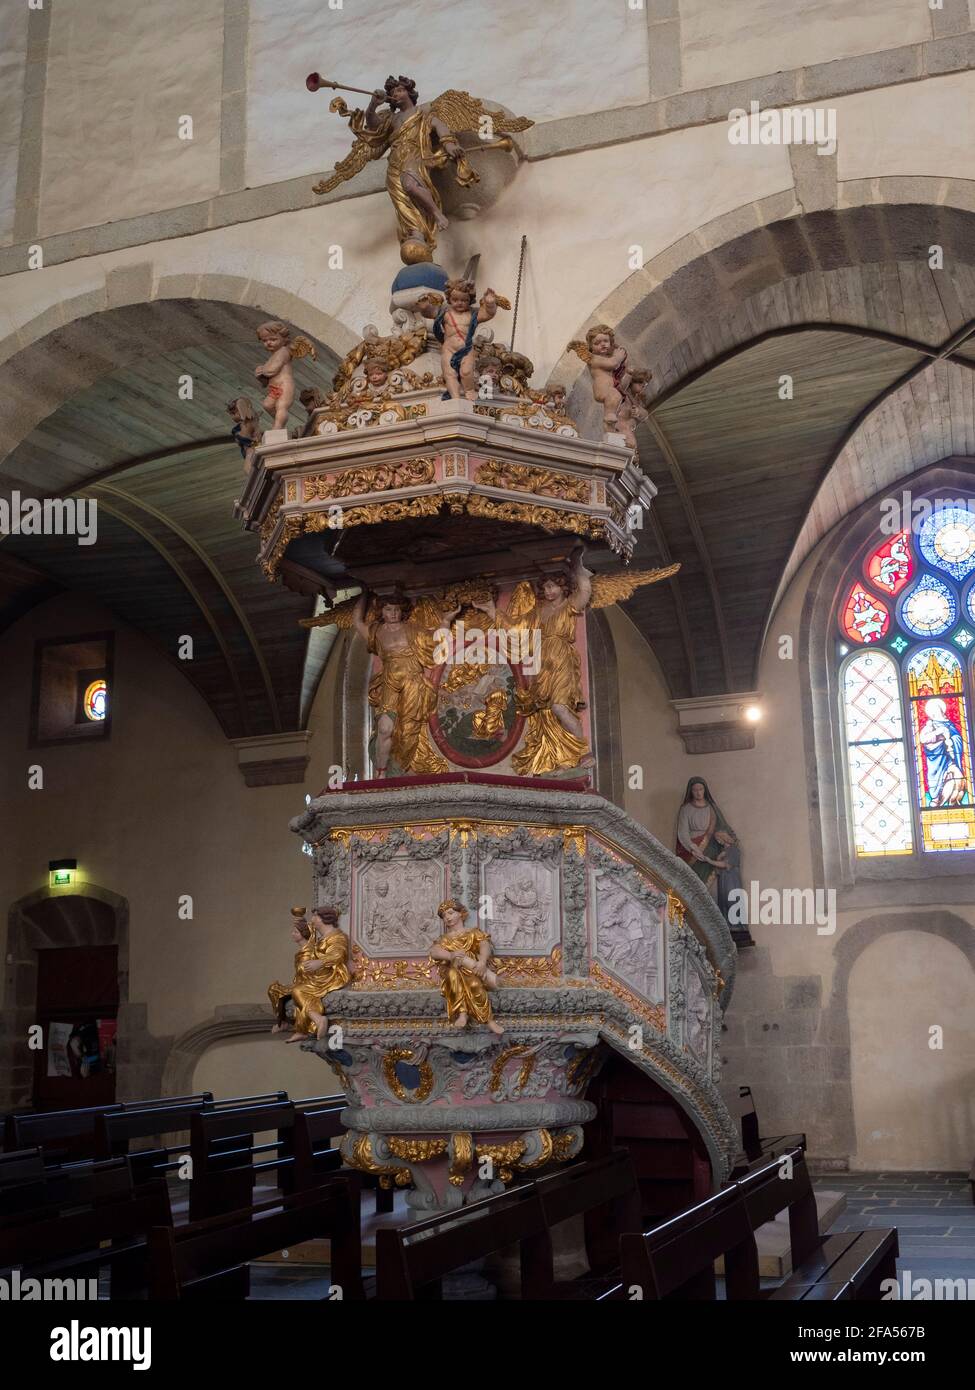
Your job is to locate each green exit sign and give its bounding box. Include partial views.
[49,861,77,888]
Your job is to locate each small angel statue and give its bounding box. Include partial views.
[254,321,317,431]
[567,325,651,449]
[420,278,510,400]
[308,73,532,265]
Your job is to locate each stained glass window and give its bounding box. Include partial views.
[83,679,108,722]
[906,647,975,851]
[900,574,956,638]
[840,583,889,645]
[865,531,912,596]
[837,497,975,857]
[841,651,913,855]
[916,506,975,581]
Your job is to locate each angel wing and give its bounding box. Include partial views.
[312,124,382,196]
[567,340,592,365]
[299,595,364,630]
[589,563,681,608]
[504,581,537,624]
[411,594,453,633]
[428,90,534,137]
[290,336,317,362]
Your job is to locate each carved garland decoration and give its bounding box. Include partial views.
[474,458,590,504]
[302,456,436,501]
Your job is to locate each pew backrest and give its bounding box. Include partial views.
[733,1147,820,1270]
[148,1182,361,1299]
[620,1185,758,1300]
[376,1183,549,1300]
[5,1104,124,1160]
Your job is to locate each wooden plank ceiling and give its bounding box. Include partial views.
[1,327,335,739]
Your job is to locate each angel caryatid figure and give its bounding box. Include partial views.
[567,325,651,449]
[268,906,350,1042]
[475,545,680,776]
[429,899,504,1035]
[309,74,532,265]
[302,590,461,776]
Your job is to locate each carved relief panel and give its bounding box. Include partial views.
[591,855,666,1006]
[474,827,565,958]
[684,962,713,1070]
[348,833,450,958]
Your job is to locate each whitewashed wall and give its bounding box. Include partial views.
[39,0,224,237]
[0,4,29,245]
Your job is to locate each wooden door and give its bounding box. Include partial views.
[34,944,119,1110]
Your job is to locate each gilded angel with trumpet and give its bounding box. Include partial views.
[474,545,680,776]
[308,73,533,265]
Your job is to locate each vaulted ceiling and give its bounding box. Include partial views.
[0,301,338,738]
[600,204,975,697]
[4,206,975,733]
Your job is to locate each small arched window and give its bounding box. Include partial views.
[838,505,975,856]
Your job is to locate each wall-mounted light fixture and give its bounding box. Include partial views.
[49,858,78,889]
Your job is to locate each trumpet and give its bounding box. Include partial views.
[306,73,383,99]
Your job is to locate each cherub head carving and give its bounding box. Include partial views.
[363,357,390,389]
[586,324,616,355]
[445,278,476,312]
[256,320,291,351]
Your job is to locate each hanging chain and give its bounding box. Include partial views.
[509,235,527,353]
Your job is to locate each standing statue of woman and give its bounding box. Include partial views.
[675,779,738,892]
[675,778,751,941]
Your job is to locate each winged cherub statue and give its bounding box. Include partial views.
[309,74,533,265]
[475,545,680,776]
[567,325,652,449]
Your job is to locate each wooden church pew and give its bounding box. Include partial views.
[741,1150,898,1301]
[188,1100,299,1219]
[376,1182,551,1300]
[525,1150,642,1298]
[0,1171,172,1298]
[620,1184,758,1300]
[291,1104,347,1191]
[147,1181,363,1300]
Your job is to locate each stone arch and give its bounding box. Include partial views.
[556,191,975,414]
[821,909,975,1164]
[800,461,975,905]
[0,269,357,471]
[161,1005,272,1098]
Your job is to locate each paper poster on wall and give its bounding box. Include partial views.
[46,1021,74,1078]
[46,1017,118,1078]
